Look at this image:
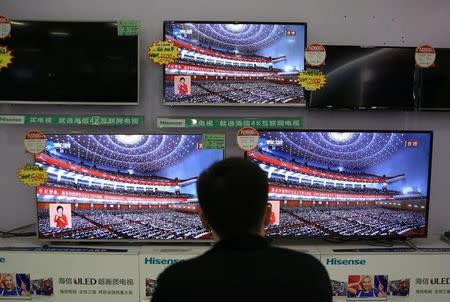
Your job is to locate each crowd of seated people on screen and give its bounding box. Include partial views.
[175,58,281,72]
[265,206,425,237]
[38,209,207,240]
[165,81,304,104]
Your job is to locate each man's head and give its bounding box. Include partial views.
[179,77,185,83]
[56,206,63,213]
[197,158,269,239]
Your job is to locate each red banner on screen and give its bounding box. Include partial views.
[269,185,393,199]
[36,186,188,203]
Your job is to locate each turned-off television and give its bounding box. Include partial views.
[0,21,138,105]
[246,130,433,239]
[35,134,223,241]
[163,21,307,106]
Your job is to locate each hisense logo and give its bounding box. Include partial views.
[326,258,367,265]
[157,119,185,127]
[0,257,5,263]
[0,116,24,124]
[144,257,181,265]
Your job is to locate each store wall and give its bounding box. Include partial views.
[1,0,450,235]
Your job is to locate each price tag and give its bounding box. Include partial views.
[237,127,259,151]
[415,44,436,68]
[298,69,327,91]
[17,164,48,186]
[0,45,13,70]
[305,43,326,66]
[24,130,46,154]
[0,16,11,39]
[147,40,179,65]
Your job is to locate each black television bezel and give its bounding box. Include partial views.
[34,132,225,242]
[0,20,140,106]
[418,47,450,111]
[162,20,308,107]
[245,129,434,240]
[308,45,419,111]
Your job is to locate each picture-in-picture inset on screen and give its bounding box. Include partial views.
[246,130,433,239]
[35,134,224,241]
[0,273,31,299]
[164,21,307,106]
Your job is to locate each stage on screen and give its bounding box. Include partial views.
[247,130,433,239]
[164,21,307,106]
[35,134,223,241]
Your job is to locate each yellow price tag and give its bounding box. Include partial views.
[17,164,48,187]
[0,45,13,70]
[298,69,326,91]
[147,41,179,65]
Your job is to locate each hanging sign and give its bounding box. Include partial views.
[0,16,11,39]
[147,40,179,65]
[17,164,48,186]
[305,43,326,66]
[298,69,327,91]
[24,130,46,154]
[415,45,436,68]
[0,45,13,70]
[236,127,259,151]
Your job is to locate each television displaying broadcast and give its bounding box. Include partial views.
[246,130,433,239]
[35,134,223,241]
[164,21,307,106]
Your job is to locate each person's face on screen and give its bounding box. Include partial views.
[57,208,63,214]
[4,275,14,290]
[362,277,373,291]
[21,281,27,291]
[180,78,185,84]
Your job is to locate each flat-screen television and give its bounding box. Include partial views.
[246,130,433,239]
[163,21,307,106]
[34,134,224,241]
[309,46,417,110]
[0,21,138,105]
[419,48,450,110]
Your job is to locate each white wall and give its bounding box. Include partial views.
[1,0,450,235]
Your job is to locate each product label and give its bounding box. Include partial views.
[305,43,326,66]
[117,20,139,36]
[236,127,259,151]
[415,44,436,68]
[202,134,225,149]
[24,130,46,154]
[148,41,179,65]
[18,164,49,186]
[298,68,327,91]
[0,45,13,69]
[0,16,11,39]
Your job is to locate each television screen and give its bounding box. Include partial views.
[246,130,433,239]
[309,46,417,110]
[0,21,138,105]
[163,21,307,106]
[35,134,224,241]
[419,48,450,110]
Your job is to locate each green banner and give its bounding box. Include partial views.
[202,134,226,149]
[157,118,303,129]
[0,115,144,126]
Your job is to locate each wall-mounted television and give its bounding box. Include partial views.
[35,134,224,241]
[419,48,450,110]
[309,46,417,110]
[0,21,139,105]
[246,130,433,239]
[163,21,307,106]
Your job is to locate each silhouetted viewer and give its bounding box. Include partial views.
[152,158,332,302]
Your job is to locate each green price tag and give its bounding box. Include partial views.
[117,20,139,36]
[202,134,226,150]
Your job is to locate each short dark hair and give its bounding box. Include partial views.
[56,205,63,212]
[197,158,268,238]
[179,77,185,82]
